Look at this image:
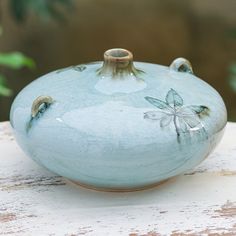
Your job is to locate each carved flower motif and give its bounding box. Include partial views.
[144,89,209,137]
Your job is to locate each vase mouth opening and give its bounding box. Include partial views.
[104,48,133,62]
[98,48,139,77]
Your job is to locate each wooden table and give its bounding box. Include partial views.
[0,121,236,236]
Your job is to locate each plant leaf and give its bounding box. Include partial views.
[177,117,188,132]
[229,63,236,75]
[165,89,183,107]
[9,0,29,22]
[178,107,196,116]
[9,0,73,23]
[145,96,169,109]
[182,116,201,128]
[0,84,13,96]
[73,65,86,72]
[187,105,210,117]
[160,115,172,127]
[229,76,236,92]
[0,74,12,96]
[188,105,208,113]
[0,73,6,83]
[0,52,35,69]
[144,111,164,120]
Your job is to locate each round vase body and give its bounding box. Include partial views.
[10,49,227,191]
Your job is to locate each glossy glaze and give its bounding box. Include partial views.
[10,48,227,191]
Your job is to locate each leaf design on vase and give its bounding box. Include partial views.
[72,65,86,72]
[165,88,183,107]
[56,64,86,73]
[144,89,210,139]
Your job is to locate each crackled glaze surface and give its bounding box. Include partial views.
[10,49,227,190]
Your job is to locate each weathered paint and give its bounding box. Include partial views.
[0,121,236,235]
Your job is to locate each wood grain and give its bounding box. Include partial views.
[0,122,236,236]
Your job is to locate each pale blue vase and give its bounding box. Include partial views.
[10,48,227,191]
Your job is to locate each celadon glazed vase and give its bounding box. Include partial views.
[10,48,227,191]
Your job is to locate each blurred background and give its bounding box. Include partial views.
[0,0,236,121]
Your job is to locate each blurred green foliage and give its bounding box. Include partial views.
[9,0,73,22]
[0,52,35,96]
[0,52,35,69]
[0,0,73,97]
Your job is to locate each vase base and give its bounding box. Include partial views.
[69,178,171,192]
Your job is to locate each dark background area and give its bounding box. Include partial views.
[0,0,236,121]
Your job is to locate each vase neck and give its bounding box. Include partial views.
[98,48,140,78]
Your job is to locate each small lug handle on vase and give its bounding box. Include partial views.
[31,95,54,118]
[169,58,193,74]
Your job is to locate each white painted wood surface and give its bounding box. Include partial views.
[0,121,236,236]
